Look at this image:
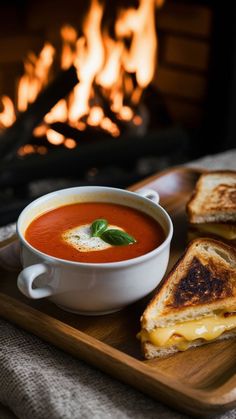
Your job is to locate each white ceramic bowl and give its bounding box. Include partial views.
[17,186,173,315]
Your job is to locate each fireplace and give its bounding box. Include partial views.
[0,0,232,225]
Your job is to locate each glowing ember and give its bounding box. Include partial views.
[64,138,77,149]
[100,117,120,137]
[33,125,48,137]
[0,0,163,155]
[87,106,104,126]
[76,121,86,131]
[46,129,65,145]
[44,99,68,124]
[133,115,143,126]
[18,144,35,156]
[118,106,133,121]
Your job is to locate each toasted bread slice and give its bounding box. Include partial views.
[187,171,236,224]
[139,238,236,359]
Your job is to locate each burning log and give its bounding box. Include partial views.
[0,65,78,161]
[92,84,147,137]
[50,122,112,143]
[92,84,124,129]
[0,127,190,188]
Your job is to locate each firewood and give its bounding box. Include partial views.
[0,127,189,187]
[50,122,112,143]
[0,66,78,162]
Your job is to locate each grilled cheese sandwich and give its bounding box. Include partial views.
[138,239,236,359]
[187,171,236,244]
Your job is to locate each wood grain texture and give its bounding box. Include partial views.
[1,167,236,417]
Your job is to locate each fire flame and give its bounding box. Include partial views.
[17,43,55,112]
[115,0,157,88]
[0,96,16,128]
[61,25,78,70]
[0,0,160,154]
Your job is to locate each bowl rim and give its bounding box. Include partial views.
[17,185,173,269]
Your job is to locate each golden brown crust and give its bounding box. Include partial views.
[186,170,236,224]
[211,184,236,209]
[141,238,236,326]
[186,173,205,221]
[166,256,232,309]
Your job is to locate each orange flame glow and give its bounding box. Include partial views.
[61,25,78,70]
[17,43,55,112]
[0,0,162,154]
[0,96,16,128]
[44,99,68,124]
[69,0,105,122]
[46,129,65,145]
[115,0,157,88]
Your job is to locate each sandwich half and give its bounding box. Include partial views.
[186,171,236,244]
[138,238,236,359]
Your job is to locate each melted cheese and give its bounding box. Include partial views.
[195,223,236,240]
[140,314,236,350]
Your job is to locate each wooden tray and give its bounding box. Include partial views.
[1,167,236,418]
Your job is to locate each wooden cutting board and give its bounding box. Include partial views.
[1,166,236,418]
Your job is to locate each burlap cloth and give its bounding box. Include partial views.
[0,149,236,419]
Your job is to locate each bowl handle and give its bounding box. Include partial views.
[136,188,160,205]
[17,263,53,299]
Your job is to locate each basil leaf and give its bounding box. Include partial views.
[101,229,136,246]
[91,219,108,237]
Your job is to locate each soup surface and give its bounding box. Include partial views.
[25,202,165,263]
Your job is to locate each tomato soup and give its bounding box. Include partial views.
[25,202,165,263]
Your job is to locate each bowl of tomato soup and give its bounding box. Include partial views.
[17,186,173,315]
